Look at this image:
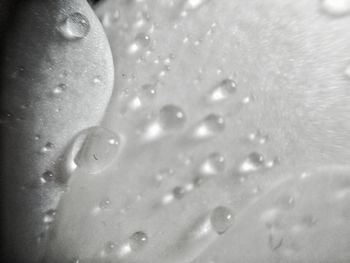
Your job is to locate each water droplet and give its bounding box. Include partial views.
[158,105,186,130]
[260,208,281,228]
[66,126,121,175]
[52,83,67,95]
[320,0,350,16]
[155,168,174,185]
[210,206,234,234]
[242,95,252,104]
[208,79,237,102]
[239,152,265,173]
[193,176,205,186]
[58,12,90,40]
[248,130,268,144]
[198,152,225,176]
[43,209,56,224]
[265,157,280,168]
[41,170,54,183]
[40,142,55,154]
[128,32,151,53]
[93,76,101,84]
[129,231,148,251]
[276,195,295,209]
[173,186,186,199]
[141,83,157,97]
[104,241,116,254]
[127,96,142,110]
[101,9,120,27]
[99,198,111,210]
[301,214,317,227]
[193,114,225,139]
[135,32,151,47]
[268,229,283,250]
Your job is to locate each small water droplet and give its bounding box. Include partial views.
[260,208,281,228]
[93,76,102,84]
[155,168,174,185]
[58,12,90,40]
[239,152,265,173]
[128,96,142,110]
[129,231,148,251]
[41,170,54,183]
[52,83,67,95]
[276,195,295,209]
[99,198,111,210]
[104,241,116,254]
[198,152,225,176]
[193,114,225,139]
[242,95,252,104]
[40,142,55,154]
[101,9,120,27]
[208,79,237,102]
[135,32,151,47]
[320,0,350,16]
[43,209,56,224]
[210,206,234,234]
[268,229,283,250]
[248,130,268,144]
[193,176,205,186]
[128,32,151,53]
[173,186,186,199]
[158,105,186,130]
[301,214,317,227]
[141,83,157,97]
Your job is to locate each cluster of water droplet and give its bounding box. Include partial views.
[32,0,350,261]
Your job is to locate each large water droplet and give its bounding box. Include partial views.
[158,105,186,130]
[198,152,225,176]
[193,114,225,139]
[129,231,148,251]
[66,126,121,175]
[320,0,350,16]
[58,12,90,40]
[207,79,237,102]
[210,206,234,234]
